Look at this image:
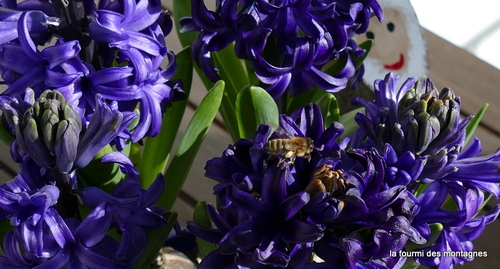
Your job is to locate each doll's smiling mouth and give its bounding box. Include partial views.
[384,54,405,70]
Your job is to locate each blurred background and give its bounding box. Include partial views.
[411,0,500,70]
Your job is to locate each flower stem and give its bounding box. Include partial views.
[53,169,80,219]
[51,0,94,62]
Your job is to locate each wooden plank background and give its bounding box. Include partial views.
[0,2,499,268]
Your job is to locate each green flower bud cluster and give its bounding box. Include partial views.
[397,77,462,156]
[3,89,82,172]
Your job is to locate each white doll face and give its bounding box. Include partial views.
[364,7,410,71]
[354,0,428,90]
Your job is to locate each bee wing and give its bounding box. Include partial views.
[267,123,297,140]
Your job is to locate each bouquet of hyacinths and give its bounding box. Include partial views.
[175,0,500,268]
[0,0,498,269]
[0,0,226,267]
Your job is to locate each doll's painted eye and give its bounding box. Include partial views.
[387,22,395,32]
[366,31,375,39]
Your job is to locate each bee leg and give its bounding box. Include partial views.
[284,151,294,159]
[267,154,277,161]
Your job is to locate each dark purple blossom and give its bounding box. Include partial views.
[0,0,183,143]
[1,89,135,173]
[189,104,426,268]
[349,72,500,267]
[0,150,168,268]
[0,168,73,259]
[0,8,54,45]
[0,204,129,268]
[350,73,500,186]
[75,153,167,265]
[181,0,383,98]
[350,73,469,171]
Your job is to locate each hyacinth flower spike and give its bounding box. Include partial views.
[190,104,429,268]
[181,0,383,98]
[2,89,136,173]
[0,0,183,145]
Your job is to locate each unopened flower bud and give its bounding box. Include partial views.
[2,89,82,172]
[397,77,462,155]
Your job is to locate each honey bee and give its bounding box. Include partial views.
[264,134,314,166]
[306,164,346,196]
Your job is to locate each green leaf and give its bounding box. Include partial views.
[193,202,218,258]
[0,119,14,146]
[475,191,493,218]
[133,211,178,269]
[245,59,260,85]
[339,108,362,140]
[127,142,142,168]
[465,103,489,145]
[352,39,374,69]
[396,254,422,269]
[236,86,279,139]
[173,0,198,49]
[219,92,241,141]
[286,87,327,115]
[400,258,421,269]
[322,55,349,76]
[157,81,225,210]
[405,223,443,251]
[0,219,14,253]
[213,45,250,99]
[320,40,372,80]
[76,145,122,193]
[139,48,193,188]
[212,45,251,141]
[320,94,340,127]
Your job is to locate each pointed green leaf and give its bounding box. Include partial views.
[320,94,340,127]
[0,219,13,253]
[352,39,374,69]
[400,258,421,269]
[405,222,443,251]
[465,103,489,145]
[219,92,240,141]
[76,145,122,193]
[173,0,198,49]
[212,45,251,141]
[139,48,193,188]
[236,86,279,139]
[339,108,362,140]
[475,192,493,218]
[0,120,14,146]
[213,45,250,99]
[133,211,178,269]
[319,40,372,87]
[286,87,327,115]
[193,201,218,258]
[158,81,225,210]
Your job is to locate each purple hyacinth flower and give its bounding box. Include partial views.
[413,181,500,268]
[0,8,54,45]
[2,89,82,172]
[182,0,383,98]
[74,94,137,169]
[0,34,87,101]
[89,0,166,56]
[0,161,74,259]
[0,0,182,143]
[351,73,471,179]
[349,73,500,267]
[0,204,129,268]
[2,89,135,173]
[75,158,167,266]
[191,104,428,268]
